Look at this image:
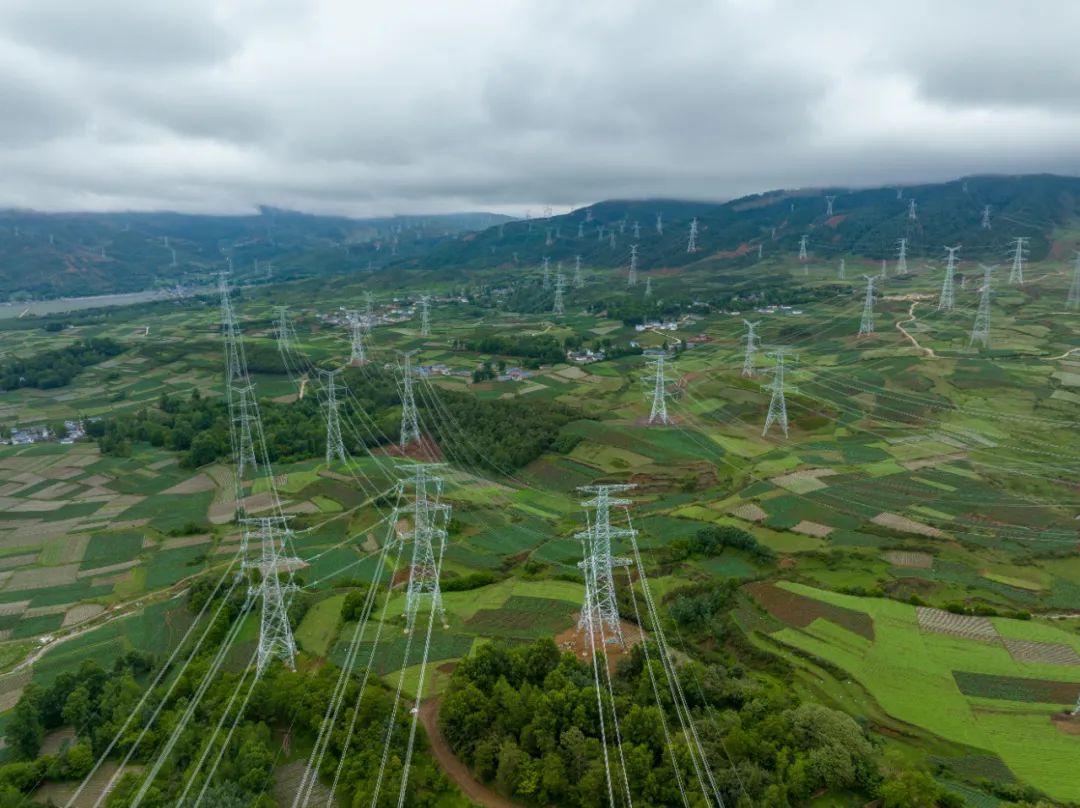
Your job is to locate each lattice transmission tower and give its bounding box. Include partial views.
[633,221,641,239]
[687,218,698,253]
[243,515,300,673]
[858,275,877,336]
[574,255,584,288]
[628,244,638,286]
[553,271,566,316]
[418,295,431,337]
[644,276,652,298]
[798,234,808,261]
[1008,236,1029,285]
[644,353,672,425]
[970,265,995,348]
[346,310,367,364]
[825,195,836,216]
[939,245,960,311]
[220,272,258,476]
[896,238,908,274]
[656,211,663,234]
[320,369,347,465]
[399,351,421,449]
[400,464,450,630]
[838,258,845,280]
[741,320,761,377]
[575,485,635,647]
[981,205,992,229]
[908,198,917,221]
[761,349,796,438]
[541,256,551,289]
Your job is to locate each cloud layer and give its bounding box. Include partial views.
[1,0,1079,216]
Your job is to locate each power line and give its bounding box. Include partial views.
[741,319,761,377]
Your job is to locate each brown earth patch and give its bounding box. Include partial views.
[554,617,645,675]
[792,520,833,538]
[1051,713,1080,734]
[161,473,215,495]
[745,581,874,640]
[729,502,767,522]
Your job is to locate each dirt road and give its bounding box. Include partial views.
[895,301,937,358]
[418,697,523,808]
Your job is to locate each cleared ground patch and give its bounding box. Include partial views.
[872,512,946,538]
[1003,639,1080,667]
[884,550,933,569]
[916,607,999,642]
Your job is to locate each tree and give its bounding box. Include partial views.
[6,685,43,760]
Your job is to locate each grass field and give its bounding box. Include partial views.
[743,580,1080,802]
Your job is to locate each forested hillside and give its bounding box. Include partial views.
[0,208,508,299]
[407,174,1080,276]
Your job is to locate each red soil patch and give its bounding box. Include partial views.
[437,661,457,675]
[744,581,874,640]
[824,214,847,228]
[380,434,443,462]
[1051,713,1080,735]
[555,614,644,676]
[391,565,413,587]
[711,242,754,259]
[778,556,797,570]
[649,266,687,277]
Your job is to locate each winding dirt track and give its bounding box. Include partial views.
[418,697,523,808]
[895,301,937,358]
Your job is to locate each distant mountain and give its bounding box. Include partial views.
[405,174,1080,276]
[0,208,509,299]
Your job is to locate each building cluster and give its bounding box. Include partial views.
[634,319,680,332]
[754,304,803,316]
[566,348,605,364]
[3,419,87,446]
[417,363,470,378]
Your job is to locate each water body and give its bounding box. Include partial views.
[0,289,206,320]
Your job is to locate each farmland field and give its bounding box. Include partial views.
[0,182,1078,807]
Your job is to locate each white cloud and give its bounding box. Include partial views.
[0,0,1078,215]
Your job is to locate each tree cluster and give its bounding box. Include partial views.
[0,338,124,390]
[440,638,904,807]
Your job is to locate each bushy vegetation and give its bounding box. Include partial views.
[3,586,453,806]
[0,338,124,389]
[453,333,565,365]
[439,637,962,807]
[91,365,581,474]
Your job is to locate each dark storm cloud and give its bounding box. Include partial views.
[0,0,1078,216]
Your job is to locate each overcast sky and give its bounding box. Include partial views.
[1,0,1079,217]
